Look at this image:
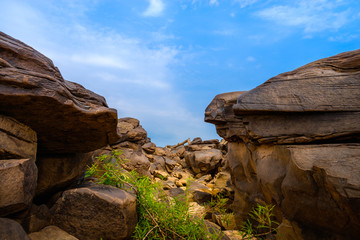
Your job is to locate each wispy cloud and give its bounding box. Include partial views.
[256,0,352,33]
[213,29,236,36]
[209,0,219,6]
[143,0,165,17]
[234,0,258,8]
[246,56,256,62]
[0,0,216,146]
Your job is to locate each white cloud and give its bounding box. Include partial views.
[213,29,235,36]
[256,0,351,33]
[143,0,165,17]
[234,0,258,8]
[209,0,219,6]
[0,0,216,146]
[246,56,256,62]
[71,54,130,70]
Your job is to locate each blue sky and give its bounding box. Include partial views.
[1,0,359,146]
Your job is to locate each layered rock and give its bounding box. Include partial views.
[205,49,360,239]
[0,32,124,239]
[0,115,38,216]
[0,31,119,153]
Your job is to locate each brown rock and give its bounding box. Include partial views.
[0,217,30,240]
[91,147,150,177]
[0,159,37,216]
[0,31,119,153]
[0,115,37,160]
[117,117,148,144]
[51,184,137,240]
[142,142,156,154]
[165,157,177,172]
[276,218,304,240]
[223,230,256,240]
[21,204,51,233]
[188,202,207,219]
[191,137,203,144]
[28,225,78,240]
[234,50,360,113]
[212,212,237,230]
[184,149,223,175]
[205,50,360,239]
[35,153,91,197]
[120,148,150,176]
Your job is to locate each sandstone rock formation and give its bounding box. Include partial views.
[51,184,137,240]
[0,115,38,217]
[0,218,30,240]
[29,226,79,240]
[205,49,360,239]
[0,32,125,239]
[0,31,119,153]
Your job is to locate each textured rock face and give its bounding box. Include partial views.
[184,149,223,175]
[35,153,92,198]
[0,31,119,153]
[28,226,79,240]
[205,49,360,239]
[0,115,37,160]
[0,159,37,216]
[51,184,137,240]
[117,117,148,144]
[0,218,30,240]
[0,115,38,216]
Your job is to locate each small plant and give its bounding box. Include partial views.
[86,150,223,240]
[85,150,134,189]
[240,203,279,239]
[206,194,235,229]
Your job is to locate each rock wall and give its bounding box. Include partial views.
[0,32,137,240]
[205,49,360,239]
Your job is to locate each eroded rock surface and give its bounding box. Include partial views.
[0,159,37,216]
[205,49,360,239]
[0,31,119,153]
[0,218,30,240]
[28,225,78,240]
[51,184,137,240]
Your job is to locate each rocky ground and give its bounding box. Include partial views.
[1,32,359,240]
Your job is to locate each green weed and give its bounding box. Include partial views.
[86,150,223,240]
[240,203,279,239]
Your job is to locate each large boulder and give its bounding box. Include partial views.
[0,159,37,216]
[205,49,360,239]
[116,117,148,144]
[35,153,92,198]
[0,31,119,153]
[51,184,137,240]
[0,218,30,240]
[184,149,223,176]
[28,226,78,240]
